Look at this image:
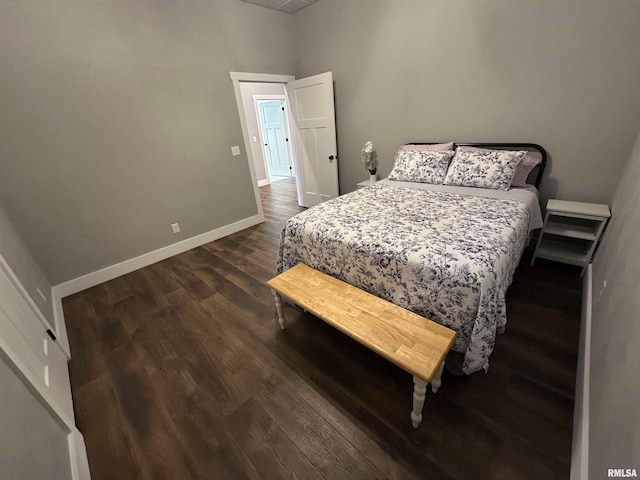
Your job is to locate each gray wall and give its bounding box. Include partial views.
[3,0,640,285]
[0,0,295,284]
[590,129,640,476]
[0,206,55,327]
[294,0,640,203]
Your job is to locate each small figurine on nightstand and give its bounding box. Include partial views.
[361,140,378,184]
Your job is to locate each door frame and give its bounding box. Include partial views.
[252,94,296,184]
[230,72,300,218]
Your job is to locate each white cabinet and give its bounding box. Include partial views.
[0,256,90,479]
[531,199,610,275]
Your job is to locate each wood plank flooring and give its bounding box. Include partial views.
[64,178,582,480]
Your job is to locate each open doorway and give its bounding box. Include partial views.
[229,72,300,220]
[230,71,338,216]
[254,96,295,185]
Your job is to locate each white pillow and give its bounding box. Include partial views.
[443,149,526,190]
[388,150,455,184]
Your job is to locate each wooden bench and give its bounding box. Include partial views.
[266,263,456,428]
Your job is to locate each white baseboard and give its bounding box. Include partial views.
[571,264,592,480]
[257,179,270,187]
[52,214,263,300]
[52,290,71,359]
[69,429,91,480]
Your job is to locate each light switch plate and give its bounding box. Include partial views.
[231,145,241,156]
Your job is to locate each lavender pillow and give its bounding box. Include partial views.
[399,142,455,152]
[394,142,454,162]
[443,149,526,190]
[388,150,455,184]
[510,155,541,187]
[459,146,540,187]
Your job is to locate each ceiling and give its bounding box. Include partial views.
[241,0,319,14]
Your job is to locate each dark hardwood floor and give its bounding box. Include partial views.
[64,178,582,480]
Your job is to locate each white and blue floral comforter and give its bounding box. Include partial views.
[277,182,541,374]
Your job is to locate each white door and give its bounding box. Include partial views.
[257,100,292,178]
[0,258,90,480]
[286,72,339,207]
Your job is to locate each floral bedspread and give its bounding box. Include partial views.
[277,183,532,374]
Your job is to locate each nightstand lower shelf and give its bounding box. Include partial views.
[543,221,598,240]
[535,240,589,267]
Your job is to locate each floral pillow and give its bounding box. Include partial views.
[459,146,540,187]
[443,149,526,190]
[388,150,455,184]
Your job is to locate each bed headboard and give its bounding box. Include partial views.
[408,142,548,190]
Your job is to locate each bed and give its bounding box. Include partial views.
[276,143,547,374]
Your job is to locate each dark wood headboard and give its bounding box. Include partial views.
[408,143,548,189]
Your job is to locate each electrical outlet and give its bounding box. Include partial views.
[231,145,241,156]
[171,223,181,234]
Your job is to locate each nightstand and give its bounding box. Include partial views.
[531,199,610,275]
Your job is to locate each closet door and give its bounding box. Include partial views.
[0,257,90,480]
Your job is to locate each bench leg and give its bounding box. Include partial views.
[273,290,286,330]
[411,376,428,428]
[431,361,445,393]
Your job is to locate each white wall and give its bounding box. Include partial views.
[589,128,640,476]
